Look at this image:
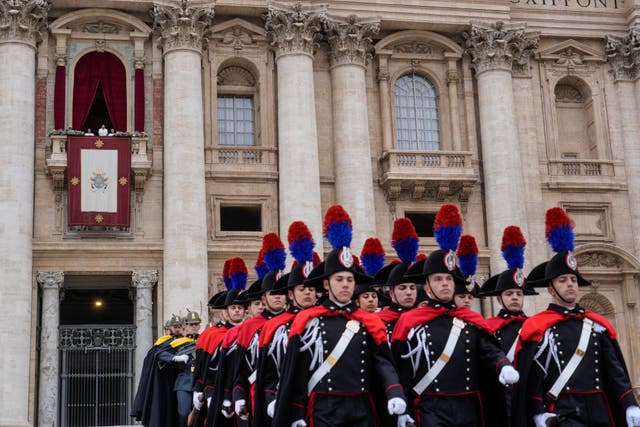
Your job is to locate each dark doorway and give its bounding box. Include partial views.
[60,288,133,325]
[82,82,113,134]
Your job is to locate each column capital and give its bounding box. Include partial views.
[325,15,379,68]
[132,270,158,289]
[37,271,64,290]
[265,1,327,59]
[606,27,640,82]
[464,21,538,76]
[152,0,215,55]
[0,0,50,48]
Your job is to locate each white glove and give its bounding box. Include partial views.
[221,399,234,418]
[267,400,276,418]
[398,414,415,427]
[627,405,640,427]
[533,412,555,427]
[172,354,189,363]
[235,399,248,420]
[387,397,407,415]
[498,365,520,385]
[192,392,203,410]
[291,419,307,427]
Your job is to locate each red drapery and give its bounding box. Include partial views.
[73,51,127,132]
[134,68,144,132]
[54,65,66,130]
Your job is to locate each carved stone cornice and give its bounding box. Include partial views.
[605,27,640,82]
[324,15,379,68]
[151,0,215,55]
[0,0,49,48]
[576,251,623,269]
[132,270,158,289]
[463,21,539,76]
[265,1,327,59]
[37,271,64,290]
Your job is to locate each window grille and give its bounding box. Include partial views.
[217,95,255,146]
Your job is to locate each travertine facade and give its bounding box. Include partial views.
[0,0,639,424]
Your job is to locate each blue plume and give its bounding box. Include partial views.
[547,226,574,253]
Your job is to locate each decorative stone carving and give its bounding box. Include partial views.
[463,21,539,76]
[265,1,327,58]
[217,65,256,87]
[555,84,584,103]
[606,27,640,81]
[324,15,379,68]
[152,0,215,54]
[576,251,623,269]
[37,271,64,289]
[392,40,436,55]
[579,292,615,317]
[221,26,254,51]
[132,270,158,289]
[83,21,119,34]
[555,48,584,71]
[0,0,49,47]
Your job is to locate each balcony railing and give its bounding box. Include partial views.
[546,159,624,191]
[548,159,615,177]
[205,146,278,180]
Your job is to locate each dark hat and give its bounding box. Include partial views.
[528,207,591,287]
[483,226,539,296]
[222,289,249,307]
[207,290,228,308]
[169,314,183,327]
[184,311,202,324]
[415,286,428,305]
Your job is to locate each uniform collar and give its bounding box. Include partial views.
[323,298,357,314]
[388,302,409,312]
[426,297,457,310]
[287,306,302,314]
[548,303,585,316]
[498,309,526,319]
[262,309,282,320]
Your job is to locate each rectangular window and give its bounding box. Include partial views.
[220,205,262,232]
[404,212,436,238]
[217,95,255,146]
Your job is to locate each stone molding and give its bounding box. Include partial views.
[0,0,49,47]
[576,251,623,269]
[464,21,539,76]
[265,1,327,59]
[605,27,640,82]
[132,270,158,289]
[152,0,215,55]
[37,271,64,289]
[324,15,379,68]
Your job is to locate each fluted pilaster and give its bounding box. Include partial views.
[132,270,157,386]
[266,2,326,250]
[37,271,64,427]
[325,15,379,252]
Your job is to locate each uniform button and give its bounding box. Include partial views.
[327,378,331,382]
[566,386,570,390]
[430,351,435,355]
[465,349,470,353]
[466,386,470,391]
[466,339,470,343]
[360,369,364,373]
[425,325,429,329]
[361,378,365,382]
[328,387,333,391]
[362,340,366,344]
[428,342,433,346]
[596,386,600,390]
[323,340,327,344]
[595,368,599,373]
[594,351,598,355]
[361,360,365,364]
[466,377,470,381]
[324,350,328,354]
[595,378,599,382]
[361,387,365,392]
[322,331,326,335]
[435,388,440,392]
[466,358,470,362]
[427,333,431,337]
[465,330,469,335]
[466,368,470,372]
[559,351,563,355]
[434,379,438,383]
[361,350,365,354]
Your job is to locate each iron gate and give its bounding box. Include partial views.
[60,325,136,426]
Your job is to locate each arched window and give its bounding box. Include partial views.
[394,73,440,151]
[73,51,127,133]
[554,78,596,159]
[217,65,256,147]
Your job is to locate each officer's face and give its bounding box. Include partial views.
[263,291,287,312]
[227,304,245,323]
[499,289,524,312]
[169,325,182,335]
[185,322,200,335]
[324,272,355,304]
[356,291,378,313]
[390,282,417,308]
[454,293,473,308]
[425,273,455,302]
[549,274,579,306]
[288,284,317,309]
[247,300,265,317]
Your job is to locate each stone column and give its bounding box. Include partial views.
[152,2,214,322]
[266,2,326,251]
[464,21,538,273]
[325,16,379,253]
[0,2,49,425]
[606,30,640,258]
[132,270,157,387]
[377,56,393,153]
[446,63,462,151]
[37,271,64,427]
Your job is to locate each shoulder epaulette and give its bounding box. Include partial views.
[154,334,173,346]
[170,336,195,348]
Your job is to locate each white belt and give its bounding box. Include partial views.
[547,318,593,400]
[413,317,465,395]
[307,319,361,395]
[248,370,256,385]
[506,328,521,363]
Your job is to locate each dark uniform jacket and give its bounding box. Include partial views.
[272,299,406,426]
[376,303,410,340]
[206,324,242,427]
[391,299,511,426]
[513,304,638,427]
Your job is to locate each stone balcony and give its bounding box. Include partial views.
[205,146,278,181]
[546,159,625,191]
[44,134,153,192]
[379,149,478,202]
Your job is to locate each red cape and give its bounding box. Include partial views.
[259,312,296,348]
[236,315,268,348]
[196,325,219,351]
[375,308,403,325]
[205,326,229,354]
[520,309,616,342]
[221,324,241,349]
[485,314,527,335]
[289,305,388,346]
[391,306,489,342]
